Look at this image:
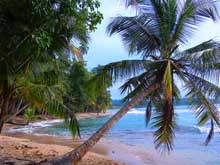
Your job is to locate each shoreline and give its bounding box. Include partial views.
[3,112,111,134]
[1,112,204,165]
[5,133,151,165]
[2,112,152,165]
[0,135,126,165]
[1,112,127,165]
[0,113,133,165]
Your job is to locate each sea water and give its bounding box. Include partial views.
[32,105,220,164]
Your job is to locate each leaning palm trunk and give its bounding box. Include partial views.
[43,83,160,165]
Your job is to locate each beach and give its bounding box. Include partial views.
[2,0,220,165]
[1,113,125,165]
[0,135,126,165]
[1,112,148,165]
[2,109,220,165]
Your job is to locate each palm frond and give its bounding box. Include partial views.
[205,119,214,145]
[172,0,218,45]
[163,61,173,99]
[171,0,196,44]
[121,60,167,89]
[152,61,176,152]
[46,100,80,137]
[94,60,147,84]
[173,82,181,100]
[17,64,80,137]
[120,59,167,101]
[107,15,160,56]
[184,77,220,144]
[176,40,220,81]
[194,0,219,21]
[69,44,83,61]
[120,70,154,95]
[145,100,152,126]
[153,111,176,152]
[186,73,220,99]
[121,79,154,102]
[180,39,219,54]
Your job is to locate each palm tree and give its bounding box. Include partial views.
[0,0,102,133]
[45,0,220,164]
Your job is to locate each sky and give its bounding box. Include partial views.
[85,0,220,99]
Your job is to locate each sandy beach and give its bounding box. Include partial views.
[5,132,154,165]
[0,135,126,165]
[0,113,124,164]
[1,112,203,165]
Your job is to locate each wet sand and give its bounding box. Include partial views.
[1,113,192,165]
[2,127,196,165]
[5,133,150,165]
[5,133,192,165]
[1,113,149,165]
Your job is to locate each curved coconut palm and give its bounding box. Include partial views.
[46,0,220,164]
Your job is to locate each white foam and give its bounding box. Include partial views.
[127,108,191,115]
[8,119,63,133]
[127,109,145,114]
[29,119,63,127]
[176,109,190,113]
[197,126,220,133]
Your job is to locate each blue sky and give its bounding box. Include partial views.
[85,0,220,99]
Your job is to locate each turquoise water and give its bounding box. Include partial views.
[34,105,220,164]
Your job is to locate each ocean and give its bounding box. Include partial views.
[20,105,220,164]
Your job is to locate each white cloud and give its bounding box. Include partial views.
[85,0,220,99]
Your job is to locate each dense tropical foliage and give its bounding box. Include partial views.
[45,0,220,164]
[64,62,112,113]
[0,0,105,133]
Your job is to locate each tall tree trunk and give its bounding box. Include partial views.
[43,83,160,165]
[0,119,4,133]
[0,100,9,133]
[0,90,9,133]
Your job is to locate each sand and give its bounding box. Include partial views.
[0,135,125,165]
[0,113,153,164]
[0,113,126,165]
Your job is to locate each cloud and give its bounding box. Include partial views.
[86,0,220,99]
